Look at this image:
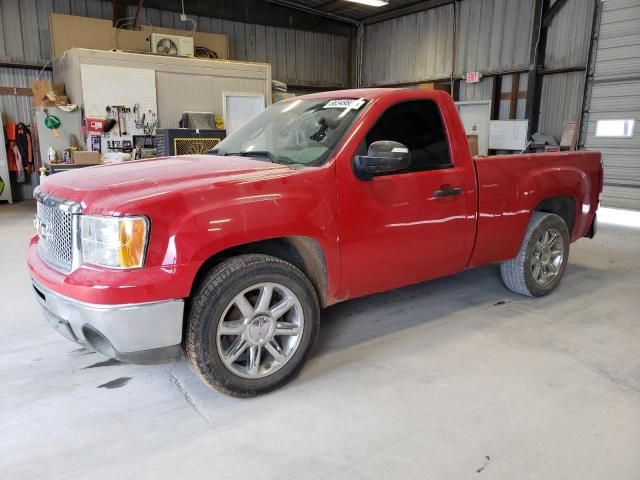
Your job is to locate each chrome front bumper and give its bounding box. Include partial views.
[32,279,184,363]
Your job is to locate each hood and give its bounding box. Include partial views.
[41,155,291,214]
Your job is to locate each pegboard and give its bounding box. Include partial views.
[81,64,157,118]
[80,64,158,155]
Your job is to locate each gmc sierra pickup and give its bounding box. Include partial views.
[29,89,602,397]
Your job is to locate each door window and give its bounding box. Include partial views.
[364,100,452,173]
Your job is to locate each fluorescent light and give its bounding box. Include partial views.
[346,0,389,7]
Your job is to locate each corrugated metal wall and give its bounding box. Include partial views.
[0,0,350,201]
[129,5,349,87]
[0,0,612,152]
[0,0,114,65]
[362,0,535,87]
[537,0,595,140]
[539,71,586,141]
[361,0,595,141]
[0,66,51,201]
[362,5,454,86]
[458,77,492,101]
[454,0,534,75]
[0,68,51,124]
[362,0,591,84]
[544,0,595,69]
[0,0,349,87]
[584,0,640,210]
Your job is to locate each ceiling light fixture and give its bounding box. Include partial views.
[345,0,389,7]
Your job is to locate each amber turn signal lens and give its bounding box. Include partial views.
[118,218,148,268]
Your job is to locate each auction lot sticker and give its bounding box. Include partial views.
[324,99,366,110]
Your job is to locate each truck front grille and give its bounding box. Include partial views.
[34,189,81,273]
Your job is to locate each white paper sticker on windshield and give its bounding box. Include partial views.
[323,99,365,110]
[391,147,409,153]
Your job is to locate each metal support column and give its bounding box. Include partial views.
[524,0,547,138]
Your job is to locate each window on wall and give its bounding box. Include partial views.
[363,100,452,173]
[595,119,635,138]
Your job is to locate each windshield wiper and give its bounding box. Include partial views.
[226,151,276,162]
[209,149,295,165]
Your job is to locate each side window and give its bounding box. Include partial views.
[365,100,452,173]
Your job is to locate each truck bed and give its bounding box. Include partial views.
[468,150,602,267]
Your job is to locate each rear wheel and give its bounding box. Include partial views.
[184,254,319,397]
[500,212,570,297]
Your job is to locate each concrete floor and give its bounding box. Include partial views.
[1,200,639,480]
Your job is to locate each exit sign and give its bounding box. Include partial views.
[466,71,481,83]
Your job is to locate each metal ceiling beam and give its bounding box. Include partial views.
[363,0,458,25]
[524,0,549,137]
[116,0,355,35]
[317,0,348,13]
[112,0,128,26]
[266,0,360,25]
[578,0,602,148]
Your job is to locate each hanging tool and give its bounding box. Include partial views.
[150,111,158,135]
[134,103,143,128]
[113,105,123,136]
[143,110,157,135]
[43,108,61,137]
[123,106,132,135]
[121,109,128,136]
[104,106,114,136]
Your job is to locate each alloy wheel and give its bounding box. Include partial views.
[531,227,565,286]
[215,282,304,379]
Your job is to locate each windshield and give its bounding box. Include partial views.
[211,98,368,167]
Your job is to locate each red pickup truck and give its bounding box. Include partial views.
[29,88,602,397]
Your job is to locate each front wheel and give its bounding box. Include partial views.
[500,212,570,297]
[184,254,320,397]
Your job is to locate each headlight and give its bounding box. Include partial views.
[80,215,149,269]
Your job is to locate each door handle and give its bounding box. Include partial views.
[433,186,463,197]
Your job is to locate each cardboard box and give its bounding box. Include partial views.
[49,13,229,59]
[72,151,101,165]
[49,14,114,57]
[417,82,451,92]
[116,29,151,53]
[560,121,578,150]
[31,80,66,107]
[467,134,479,156]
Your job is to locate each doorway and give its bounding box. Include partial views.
[455,101,491,156]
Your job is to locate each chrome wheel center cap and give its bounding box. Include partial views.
[246,315,275,345]
[541,247,551,264]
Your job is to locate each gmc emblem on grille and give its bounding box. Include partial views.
[34,217,49,241]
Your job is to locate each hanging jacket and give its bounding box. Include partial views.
[11,144,25,183]
[4,122,25,183]
[15,123,34,173]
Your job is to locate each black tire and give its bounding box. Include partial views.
[500,212,570,297]
[184,254,320,397]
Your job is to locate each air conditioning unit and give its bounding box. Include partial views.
[150,33,194,57]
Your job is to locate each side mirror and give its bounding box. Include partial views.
[353,141,411,181]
